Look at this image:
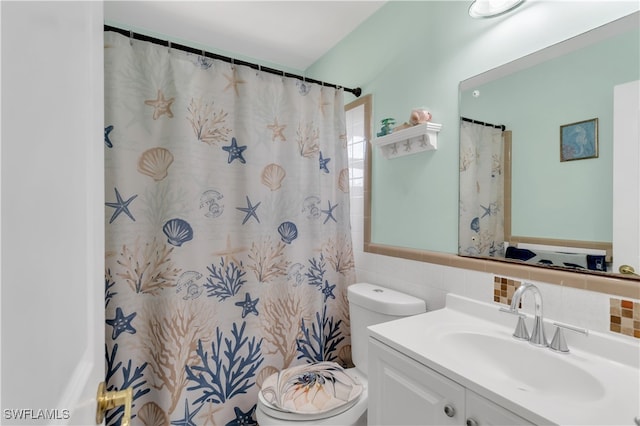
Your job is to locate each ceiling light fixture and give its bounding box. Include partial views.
[469,0,525,18]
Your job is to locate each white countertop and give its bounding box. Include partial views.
[368,293,640,425]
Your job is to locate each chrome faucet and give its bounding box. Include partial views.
[509,282,548,347]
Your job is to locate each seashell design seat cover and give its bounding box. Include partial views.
[260,362,363,418]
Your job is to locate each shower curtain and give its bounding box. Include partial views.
[459,120,505,257]
[104,32,355,425]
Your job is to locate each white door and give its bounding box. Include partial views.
[613,80,640,274]
[1,2,107,425]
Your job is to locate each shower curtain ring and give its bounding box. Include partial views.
[167,41,172,53]
[129,30,133,46]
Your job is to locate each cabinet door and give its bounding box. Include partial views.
[466,391,534,426]
[368,338,465,426]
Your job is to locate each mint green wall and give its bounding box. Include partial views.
[306,1,639,253]
[461,29,639,243]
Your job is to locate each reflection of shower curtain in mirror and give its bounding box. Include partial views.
[103,31,355,425]
[459,121,505,257]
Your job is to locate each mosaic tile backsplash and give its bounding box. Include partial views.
[493,276,522,306]
[610,298,640,338]
[495,276,640,339]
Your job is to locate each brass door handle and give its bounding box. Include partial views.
[619,264,640,276]
[96,382,132,426]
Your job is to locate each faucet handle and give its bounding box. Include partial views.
[549,322,589,353]
[499,307,521,315]
[499,307,530,340]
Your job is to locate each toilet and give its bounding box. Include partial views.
[256,282,427,425]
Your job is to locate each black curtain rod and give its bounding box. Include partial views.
[104,25,362,98]
[461,116,506,131]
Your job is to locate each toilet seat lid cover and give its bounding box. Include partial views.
[260,361,363,415]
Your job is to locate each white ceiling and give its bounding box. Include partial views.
[104,1,386,71]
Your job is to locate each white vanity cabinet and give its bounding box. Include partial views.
[465,392,533,426]
[368,338,533,426]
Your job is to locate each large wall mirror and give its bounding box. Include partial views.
[458,11,639,279]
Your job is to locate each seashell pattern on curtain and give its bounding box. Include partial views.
[104,31,355,426]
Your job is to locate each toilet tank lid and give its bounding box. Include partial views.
[347,283,426,316]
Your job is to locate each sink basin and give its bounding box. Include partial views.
[438,331,606,402]
[368,293,640,425]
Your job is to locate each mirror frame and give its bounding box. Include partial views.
[457,12,639,281]
[349,100,639,302]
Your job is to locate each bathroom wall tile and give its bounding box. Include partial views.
[355,246,631,337]
[354,252,424,299]
[351,230,364,252]
[560,286,610,333]
[398,271,449,311]
[587,275,640,300]
[448,255,487,273]
[532,280,564,323]
[358,251,388,273]
[464,270,496,303]
[488,261,531,279]
[354,264,384,287]
[609,298,621,317]
[398,256,434,285]
[420,286,448,311]
[349,194,364,214]
[492,276,521,305]
[349,219,364,240]
[423,262,446,290]
[439,265,466,295]
[609,298,640,339]
[529,267,587,290]
[354,262,379,286]
[486,275,607,332]
[354,252,451,310]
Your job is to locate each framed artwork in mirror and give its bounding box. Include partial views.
[560,118,599,162]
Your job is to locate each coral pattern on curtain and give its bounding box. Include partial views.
[104,32,355,426]
[459,121,505,257]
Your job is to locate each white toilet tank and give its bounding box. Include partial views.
[347,283,426,374]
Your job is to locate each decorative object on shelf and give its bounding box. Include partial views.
[393,108,433,133]
[560,118,598,162]
[373,116,442,159]
[377,118,396,137]
[410,108,432,125]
